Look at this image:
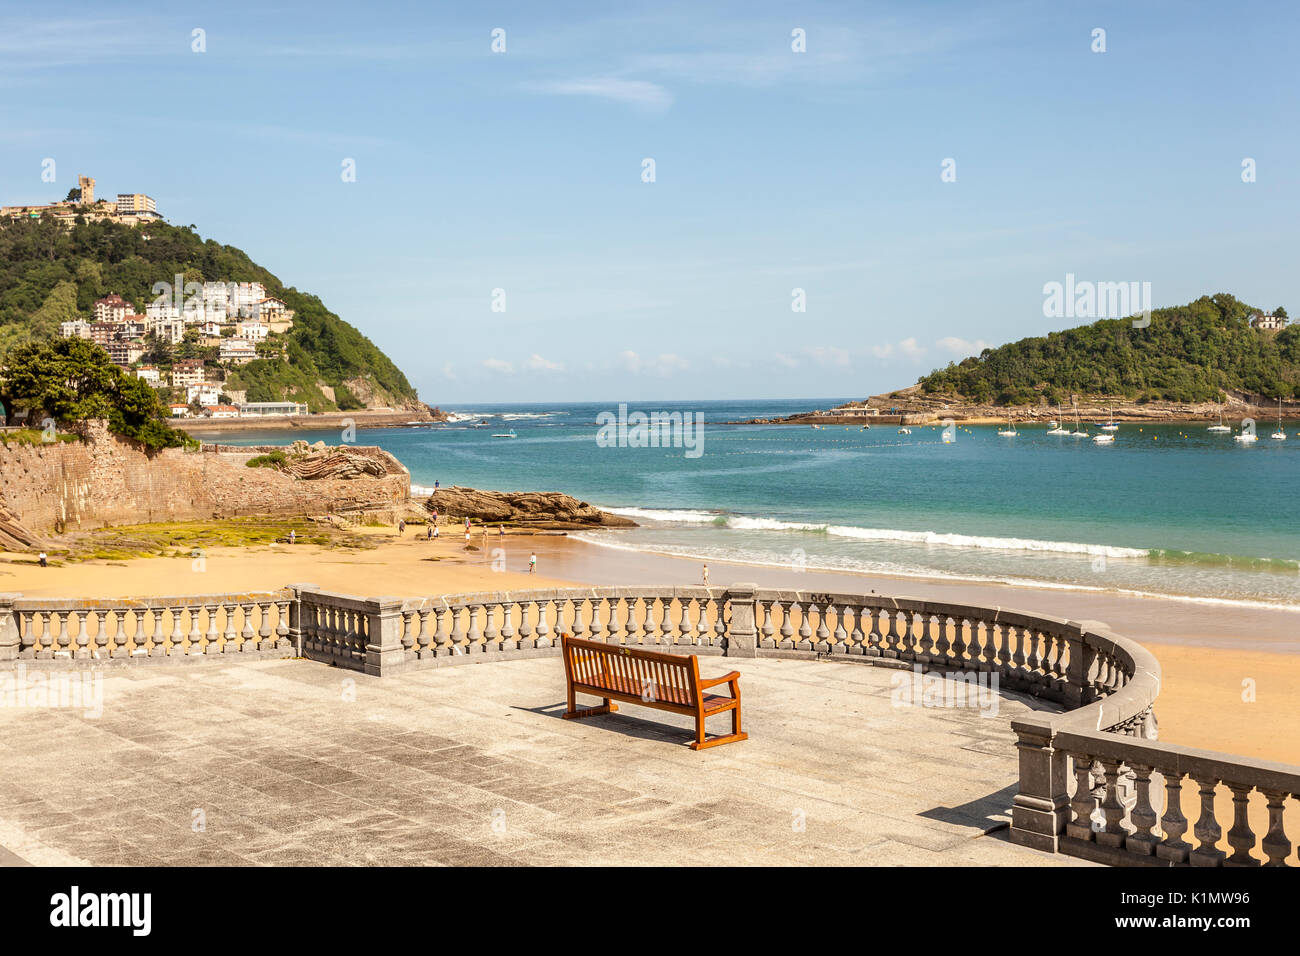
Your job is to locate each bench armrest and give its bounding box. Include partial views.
[698,671,741,690]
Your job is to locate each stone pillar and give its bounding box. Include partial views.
[1009,717,1069,853]
[0,593,20,661]
[723,583,757,659]
[287,583,319,659]
[1063,621,1095,710]
[365,597,406,677]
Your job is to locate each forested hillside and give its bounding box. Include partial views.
[918,294,1298,405]
[0,217,421,412]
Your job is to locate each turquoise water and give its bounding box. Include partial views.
[220,399,1300,608]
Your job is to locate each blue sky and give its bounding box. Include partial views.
[2,1,1297,404]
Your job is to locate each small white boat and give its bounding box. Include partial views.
[1271,399,1287,440]
[1046,405,1071,435]
[1234,430,1258,443]
[996,412,1018,437]
[1207,407,1230,433]
[860,424,871,431]
[1069,411,1088,437]
[897,427,911,435]
[1101,409,1119,432]
[491,429,517,438]
[1092,433,1114,444]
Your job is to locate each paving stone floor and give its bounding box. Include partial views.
[0,655,1089,866]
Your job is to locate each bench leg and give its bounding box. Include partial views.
[688,705,748,750]
[563,694,619,720]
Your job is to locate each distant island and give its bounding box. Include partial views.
[0,175,435,427]
[742,294,1298,425]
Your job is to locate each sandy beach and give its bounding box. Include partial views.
[4,525,1298,766]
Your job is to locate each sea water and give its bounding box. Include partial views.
[219,399,1300,610]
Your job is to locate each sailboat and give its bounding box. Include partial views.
[1207,406,1231,433]
[1101,408,1119,432]
[1270,399,1287,440]
[491,428,517,438]
[1234,427,1258,444]
[1092,431,1114,444]
[1046,404,1071,435]
[1069,410,1088,437]
[996,412,1017,437]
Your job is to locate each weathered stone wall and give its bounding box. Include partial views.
[0,421,410,539]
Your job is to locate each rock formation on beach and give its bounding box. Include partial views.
[423,486,636,530]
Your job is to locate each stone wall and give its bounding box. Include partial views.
[0,420,410,540]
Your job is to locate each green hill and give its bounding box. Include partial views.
[917,293,1299,405]
[0,217,422,412]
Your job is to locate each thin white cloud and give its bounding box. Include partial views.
[935,336,991,356]
[617,350,689,376]
[482,358,514,374]
[803,345,850,368]
[531,77,673,110]
[523,353,563,372]
[773,352,800,368]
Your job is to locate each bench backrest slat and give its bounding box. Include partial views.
[562,635,698,707]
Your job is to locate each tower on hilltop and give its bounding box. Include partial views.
[77,175,95,205]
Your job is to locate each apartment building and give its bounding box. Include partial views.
[93,294,132,323]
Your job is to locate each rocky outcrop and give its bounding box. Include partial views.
[423,486,636,530]
[0,421,410,545]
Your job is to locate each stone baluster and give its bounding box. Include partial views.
[401,609,416,656]
[1066,754,1096,841]
[777,601,794,649]
[830,604,847,654]
[218,601,237,654]
[712,601,727,647]
[933,613,950,663]
[201,604,218,655]
[795,601,813,651]
[1259,790,1292,866]
[1154,768,1191,863]
[642,598,660,645]
[1095,758,1134,847]
[756,599,772,649]
[1225,783,1259,866]
[432,606,450,655]
[74,609,90,660]
[17,610,36,658]
[239,603,256,651]
[415,608,432,658]
[467,604,484,652]
[677,599,691,645]
[448,606,465,656]
[695,598,711,645]
[587,598,603,641]
[256,601,273,650]
[534,599,550,647]
[275,600,291,649]
[1125,764,1160,856]
[482,603,500,651]
[514,600,531,646]
[814,602,831,653]
[845,605,864,654]
[168,608,185,654]
[990,621,1007,671]
[183,606,200,655]
[883,609,901,658]
[1189,775,1226,866]
[916,612,934,662]
[623,598,641,644]
[950,616,967,663]
[571,599,587,638]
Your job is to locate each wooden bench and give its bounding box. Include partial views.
[561,634,747,750]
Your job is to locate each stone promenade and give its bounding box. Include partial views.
[0,656,1088,866]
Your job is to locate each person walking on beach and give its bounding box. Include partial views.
[529,552,537,574]
[701,563,709,585]
[426,523,433,540]
[499,524,505,536]
[398,519,406,536]
[465,516,471,532]
[289,529,295,546]
[39,551,47,568]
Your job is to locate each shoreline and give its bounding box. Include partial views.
[179,409,439,434]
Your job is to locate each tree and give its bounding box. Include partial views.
[1275,306,1288,319]
[0,337,191,448]
[64,188,81,202]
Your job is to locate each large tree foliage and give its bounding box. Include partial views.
[918,294,1299,404]
[0,337,191,449]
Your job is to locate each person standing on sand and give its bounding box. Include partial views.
[398,519,405,536]
[465,525,471,544]
[434,480,439,492]
[433,524,439,538]
[702,563,708,585]
[39,552,47,568]
[289,530,295,546]
[529,552,537,574]
[499,524,505,536]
